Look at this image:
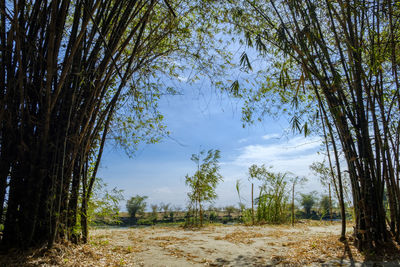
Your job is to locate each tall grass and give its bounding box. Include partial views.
[256,172,289,224]
[241,165,290,224]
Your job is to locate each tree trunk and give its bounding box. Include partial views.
[329,183,332,221]
[199,203,203,227]
[251,183,254,225]
[291,182,295,226]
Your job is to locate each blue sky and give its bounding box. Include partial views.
[98,83,326,211]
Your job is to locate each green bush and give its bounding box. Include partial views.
[184,210,196,227]
[209,211,218,222]
[137,218,154,225]
[249,165,290,224]
[241,208,253,224]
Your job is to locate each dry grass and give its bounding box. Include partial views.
[1,229,151,267]
[214,230,265,244]
[149,235,206,264]
[149,236,188,242]
[275,234,400,266]
[2,223,400,266]
[0,241,135,267]
[280,234,363,265]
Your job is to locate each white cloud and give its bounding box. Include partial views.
[212,135,325,206]
[177,75,188,82]
[238,138,248,143]
[262,133,280,140]
[229,135,323,177]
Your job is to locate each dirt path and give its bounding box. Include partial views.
[88,222,357,266]
[3,222,400,266]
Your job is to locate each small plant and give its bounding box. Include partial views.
[311,241,317,249]
[91,239,110,247]
[150,204,158,223]
[185,149,223,227]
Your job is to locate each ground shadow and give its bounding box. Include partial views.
[210,238,400,267]
[363,239,400,265]
[323,238,400,267]
[212,254,276,266]
[317,239,357,267]
[0,245,60,267]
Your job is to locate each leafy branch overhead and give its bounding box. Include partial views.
[0,0,235,249]
[223,0,400,251]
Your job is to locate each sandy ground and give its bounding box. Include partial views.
[2,222,400,266]
[89,223,343,266]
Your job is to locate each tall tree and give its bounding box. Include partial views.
[0,0,230,250]
[225,0,400,251]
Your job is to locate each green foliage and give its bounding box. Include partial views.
[169,211,175,222]
[184,211,196,226]
[185,149,223,227]
[248,164,270,181]
[310,160,351,205]
[310,161,332,189]
[126,195,148,221]
[221,0,400,248]
[235,179,242,204]
[241,208,254,225]
[289,175,308,225]
[249,165,290,224]
[106,0,237,157]
[88,178,124,225]
[208,210,218,222]
[0,0,239,248]
[320,195,331,217]
[224,205,237,219]
[160,202,171,220]
[150,204,159,223]
[136,218,154,226]
[300,192,319,218]
[238,203,246,212]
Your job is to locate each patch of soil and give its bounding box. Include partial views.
[2,222,400,266]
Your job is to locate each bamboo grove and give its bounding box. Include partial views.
[0,0,226,249]
[227,0,400,251]
[2,0,400,255]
